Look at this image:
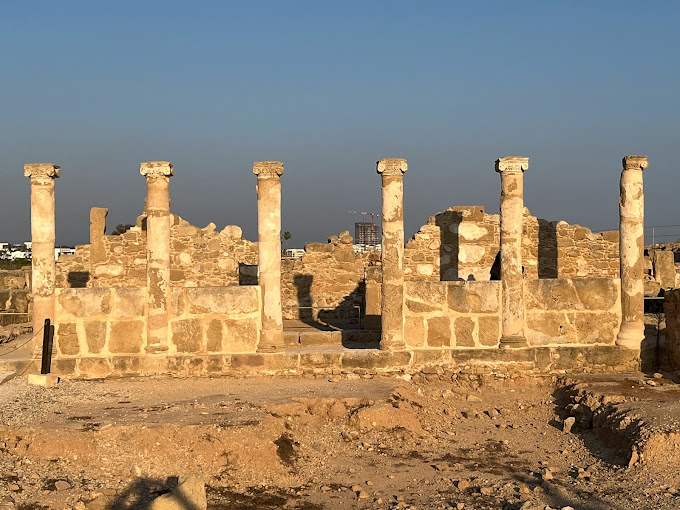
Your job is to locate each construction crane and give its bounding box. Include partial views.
[348,211,380,224]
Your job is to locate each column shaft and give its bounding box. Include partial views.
[140,161,173,353]
[25,164,60,346]
[254,162,284,352]
[616,155,649,349]
[377,158,407,350]
[495,157,529,348]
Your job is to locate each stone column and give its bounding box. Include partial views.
[24,163,60,346]
[616,155,649,349]
[140,161,173,353]
[89,207,108,264]
[495,156,529,348]
[254,161,284,352]
[377,158,408,350]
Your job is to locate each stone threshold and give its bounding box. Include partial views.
[0,344,640,380]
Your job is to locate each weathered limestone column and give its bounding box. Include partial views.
[616,155,649,349]
[254,161,284,352]
[140,161,173,353]
[495,156,529,348]
[377,158,407,350]
[24,163,60,346]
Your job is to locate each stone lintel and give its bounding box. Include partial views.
[622,155,649,171]
[495,156,529,174]
[253,161,284,178]
[140,161,174,177]
[24,163,60,179]
[377,158,408,176]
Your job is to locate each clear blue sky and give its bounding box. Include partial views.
[1,1,678,245]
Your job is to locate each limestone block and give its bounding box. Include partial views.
[572,278,619,310]
[93,265,124,277]
[653,251,676,288]
[478,316,500,346]
[405,281,447,308]
[427,317,452,347]
[526,312,577,345]
[56,322,80,356]
[224,318,259,352]
[305,243,333,253]
[77,357,112,378]
[28,373,59,387]
[171,318,203,353]
[206,319,224,352]
[447,281,500,313]
[56,288,112,319]
[84,321,107,354]
[454,317,475,347]
[574,312,619,344]
[221,225,243,238]
[112,288,145,317]
[109,320,144,354]
[524,280,582,311]
[405,299,439,314]
[186,287,259,315]
[404,316,426,347]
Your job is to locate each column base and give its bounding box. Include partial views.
[257,329,285,353]
[499,335,529,349]
[616,321,645,350]
[145,344,169,354]
[28,373,60,387]
[379,332,406,351]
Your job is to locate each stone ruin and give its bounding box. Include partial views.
[4,154,679,379]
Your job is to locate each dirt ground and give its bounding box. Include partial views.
[1,372,680,510]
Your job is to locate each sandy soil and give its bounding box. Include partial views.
[1,373,680,510]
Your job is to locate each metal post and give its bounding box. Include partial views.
[40,318,54,375]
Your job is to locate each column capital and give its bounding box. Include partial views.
[495,156,529,174]
[622,155,649,171]
[24,163,60,179]
[377,158,408,176]
[140,161,174,177]
[253,161,284,178]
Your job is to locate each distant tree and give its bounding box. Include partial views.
[283,231,292,251]
[112,223,134,235]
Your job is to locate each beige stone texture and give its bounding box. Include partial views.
[478,316,501,346]
[171,318,203,353]
[496,156,529,348]
[404,316,426,347]
[454,317,475,347]
[254,161,284,352]
[652,250,675,289]
[281,232,373,330]
[25,163,60,348]
[524,279,621,346]
[89,207,108,263]
[377,158,408,350]
[141,160,173,352]
[108,320,144,354]
[616,155,648,349]
[664,290,680,370]
[427,316,451,347]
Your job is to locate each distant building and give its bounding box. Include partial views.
[355,222,380,246]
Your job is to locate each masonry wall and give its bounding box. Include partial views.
[403,281,502,348]
[281,232,377,328]
[402,278,621,348]
[55,214,257,288]
[664,289,680,370]
[524,279,621,345]
[53,286,261,359]
[404,206,619,282]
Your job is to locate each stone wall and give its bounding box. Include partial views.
[53,286,261,359]
[55,211,257,288]
[281,232,377,328]
[402,278,621,349]
[525,279,621,345]
[664,289,680,370]
[404,206,619,282]
[0,269,30,290]
[403,281,502,348]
